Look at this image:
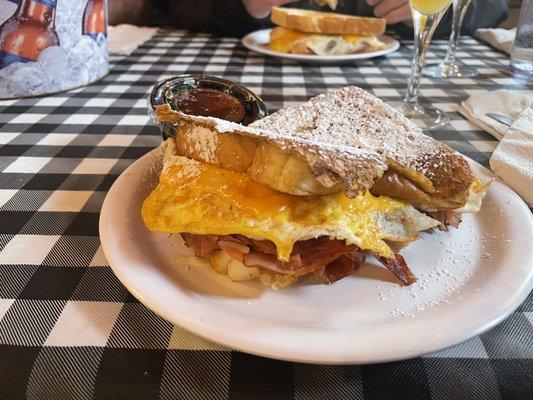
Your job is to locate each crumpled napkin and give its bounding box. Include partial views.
[489,107,533,206]
[474,28,516,55]
[457,89,533,140]
[108,24,158,55]
[458,89,533,206]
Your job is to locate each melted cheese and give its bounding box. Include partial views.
[268,27,384,55]
[343,35,365,44]
[269,28,307,53]
[142,160,408,261]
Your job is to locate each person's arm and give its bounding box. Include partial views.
[366,0,412,24]
[242,0,298,18]
[165,0,294,37]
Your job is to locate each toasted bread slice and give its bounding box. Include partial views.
[249,142,342,195]
[175,119,257,173]
[172,119,339,195]
[155,86,476,211]
[271,7,386,36]
[172,119,468,208]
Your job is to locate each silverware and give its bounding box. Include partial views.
[486,113,515,127]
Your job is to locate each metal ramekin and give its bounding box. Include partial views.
[148,75,268,139]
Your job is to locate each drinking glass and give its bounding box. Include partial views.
[396,0,453,130]
[510,0,533,76]
[425,0,479,78]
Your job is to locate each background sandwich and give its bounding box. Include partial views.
[144,87,489,289]
[268,6,387,55]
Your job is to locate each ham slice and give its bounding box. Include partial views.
[243,251,303,274]
[222,235,278,255]
[244,251,291,274]
[217,240,250,254]
[249,239,278,255]
[181,233,218,257]
[217,240,250,263]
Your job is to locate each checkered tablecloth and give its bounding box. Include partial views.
[0,30,532,400]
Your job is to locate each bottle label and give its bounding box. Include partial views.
[86,32,107,40]
[31,0,57,7]
[0,50,32,69]
[87,33,97,40]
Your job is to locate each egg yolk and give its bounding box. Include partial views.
[142,161,406,260]
[269,28,307,53]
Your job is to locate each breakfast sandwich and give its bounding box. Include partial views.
[268,7,388,56]
[142,87,489,289]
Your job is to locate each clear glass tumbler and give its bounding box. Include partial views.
[511,0,533,76]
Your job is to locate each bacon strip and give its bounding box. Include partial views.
[181,233,417,286]
[374,253,417,285]
[427,210,462,231]
[317,251,366,283]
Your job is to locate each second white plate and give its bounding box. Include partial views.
[242,28,400,63]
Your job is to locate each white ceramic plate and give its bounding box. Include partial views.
[100,149,533,364]
[241,28,400,63]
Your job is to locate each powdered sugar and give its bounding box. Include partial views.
[175,157,201,179]
[182,123,219,162]
[250,87,460,187]
[162,138,201,179]
[156,86,472,198]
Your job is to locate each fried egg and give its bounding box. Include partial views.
[142,153,439,261]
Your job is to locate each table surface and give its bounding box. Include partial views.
[0,30,532,400]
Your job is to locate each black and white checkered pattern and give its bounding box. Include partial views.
[0,30,531,400]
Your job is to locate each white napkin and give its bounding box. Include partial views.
[457,89,533,140]
[474,28,516,54]
[108,24,158,55]
[489,108,533,206]
[458,89,533,206]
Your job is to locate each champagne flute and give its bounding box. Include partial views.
[424,0,479,78]
[395,0,453,130]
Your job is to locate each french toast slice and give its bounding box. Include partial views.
[170,113,342,195]
[175,119,257,174]
[271,7,386,36]
[155,86,476,211]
